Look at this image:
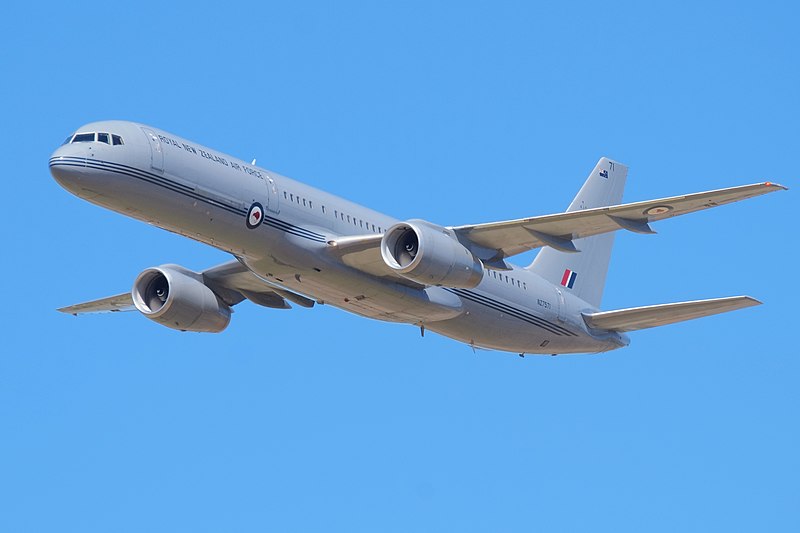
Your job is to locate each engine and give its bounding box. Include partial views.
[380,219,483,288]
[131,265,231,332]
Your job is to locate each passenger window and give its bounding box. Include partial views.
[290,194,294,202]
[97,133,110,144]
[347,215,351,223]
[371,224,375,232]
[303,199,307,207]
[72,133,95,143]
[111,134,123,145]
[360,220,363,228]
[322,206,326,214]
[309,201,313,209]
[284,191,288,199]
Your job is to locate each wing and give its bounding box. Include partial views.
[582,296,761,332]
[451,182,787,260]
[327,182,786,275]
[58,293,135,315]
[57,259,313,315]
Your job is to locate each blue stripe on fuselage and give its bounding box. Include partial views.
[50,157,327,243]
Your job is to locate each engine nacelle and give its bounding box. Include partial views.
[131,265,231,333]
[380,219,483,288]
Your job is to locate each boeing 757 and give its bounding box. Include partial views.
[50,121,786,355]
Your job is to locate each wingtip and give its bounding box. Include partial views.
[763,181,788,191]
[741,296,763,306]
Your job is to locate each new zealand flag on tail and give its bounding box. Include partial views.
[561,269,577,289]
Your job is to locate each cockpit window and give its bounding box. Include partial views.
[62,135,73,145]
[66,132,124,145]
[72,133,95,143]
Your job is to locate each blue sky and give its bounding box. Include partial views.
[2,2,797,531]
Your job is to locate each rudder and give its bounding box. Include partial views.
[527,157,628,308]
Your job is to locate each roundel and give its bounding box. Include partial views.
[246,202,264,229]
[644,205,672,216]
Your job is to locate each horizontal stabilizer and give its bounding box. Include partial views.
[582,296,761,332]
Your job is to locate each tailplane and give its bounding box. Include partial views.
[528,157,628,307]
[582,296,760,332]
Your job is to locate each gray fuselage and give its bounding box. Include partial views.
[50,120,628,354]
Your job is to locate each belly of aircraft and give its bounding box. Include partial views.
[88,164,615,354]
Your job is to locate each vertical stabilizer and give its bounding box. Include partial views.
[527,157,628,308]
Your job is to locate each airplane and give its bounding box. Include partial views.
[50,121,786,356]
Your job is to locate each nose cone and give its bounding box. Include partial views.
[49,144,84,193]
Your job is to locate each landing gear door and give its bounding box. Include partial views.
[265,176,280,214]
[142,128,164,171]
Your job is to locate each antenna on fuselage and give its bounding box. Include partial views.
[251,158,256,165]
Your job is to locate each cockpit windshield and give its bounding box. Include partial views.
[65,132,124,145]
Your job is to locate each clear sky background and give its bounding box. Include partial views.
[1,2,797,531]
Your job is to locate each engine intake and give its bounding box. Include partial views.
[132,265,231,332]
[380,220,483,288]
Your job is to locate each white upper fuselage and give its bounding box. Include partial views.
[50,120,628,354]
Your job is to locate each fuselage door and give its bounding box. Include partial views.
[265,176,280,214]
[142,128,164,171]
[555,287,566,322]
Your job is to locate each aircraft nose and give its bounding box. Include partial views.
[49,143,88,193]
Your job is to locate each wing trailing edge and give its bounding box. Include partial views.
[582,296,761,332]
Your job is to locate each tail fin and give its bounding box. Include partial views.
[527,157,628,308]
